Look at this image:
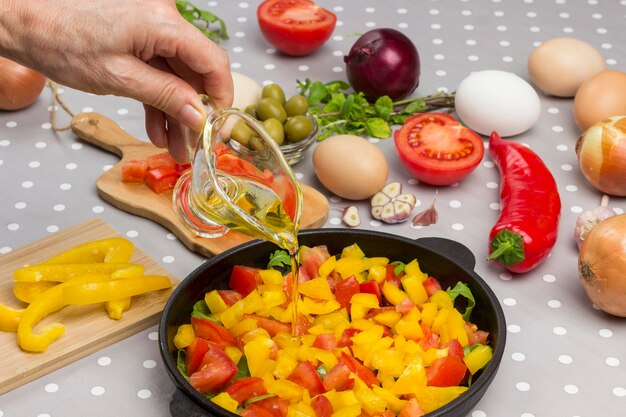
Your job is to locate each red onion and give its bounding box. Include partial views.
[343,28,420,101]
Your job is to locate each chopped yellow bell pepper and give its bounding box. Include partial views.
[13,281,57,304]
[444,308,469,347]
[392,356,427,395]
[274,349,299,379]
[464,344,493,374]
[211,392,239,413]
[105,297,131,320]
[366,264,387,284]
[373,309,402,327]
[288,401,317,417]
[330,404,361,417]
[393,307,423,340]
[220,299,244,328]
[204,290,228,314]
[242,289,264,314]
[259,268,284,285]
[419,302,438,327]
[173,324,195,349]
[298,277,333,300]
[430,290,454,310]
[318,256,336,278]
[371,349,405,377]
[349,293,379,320]
[413,386,468,413]
[267,379,304,404]
[353,378,387,415]
[400,274,428,305]
[310,347,338,369]
[61,275,172,305]
[42,238,134,264]
[404,259,428,280]
[381,281,408,306]
[324,389,359,410]
[372,386,407,414]
[299,297,341,316]
[0,302,24,332]
[244,338,272,376]
[340,243,365,259]
[422,347,450,366]
[334,257,367,280]
[313,310,349,331]
[229,317,258,337]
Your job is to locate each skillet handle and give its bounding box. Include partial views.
[415,237,476,271]
[170,388,211,417]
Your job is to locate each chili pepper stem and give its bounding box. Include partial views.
[487,228,526,266]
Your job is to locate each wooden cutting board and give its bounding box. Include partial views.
[70,113,329,257]
[0,218,178,395]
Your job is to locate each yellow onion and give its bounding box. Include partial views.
[578,214,626,317]
[0,57,47,111]
[575,116,626,196]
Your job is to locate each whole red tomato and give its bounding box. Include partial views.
[393,113,485,186]
[257,0,336,56]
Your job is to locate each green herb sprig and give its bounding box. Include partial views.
[176,0,228,43]
[297,79,456,140]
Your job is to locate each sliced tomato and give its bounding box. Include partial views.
[185,337,212,375]
[340,352,379,388]
[257,0,337,56]
[359,281,382,304]
[422,276,442,297]
[121,159,148,182]
[216,153,273,187]
[393,113,485,186]
[385,264,402,288]
[225,377,268,405]
[418,324,441,351]
[322,361,353,392]
[443,339,465,361]
[294,313,312,337]
[241,403,277,417]
[254,396,289,417]
[191,317,237,349]
[246,314,291,336]
[189,344,238,394]
[334,276,359,310]
[219,289,243,306]
[426,356,468,387]
[337,327,361,348]
[312,333,337,351]
[287,361,325,396]
[144,166,178,194]
[229,265,262,296]
[466,322,489,345]
[399,398,425,417]
[395,297,416,315]
[175,162,191,175]
[299,245,331,280]
[311,394,333,417]
[147,151,177,169]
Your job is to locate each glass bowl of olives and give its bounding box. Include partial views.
[226,83,318,166]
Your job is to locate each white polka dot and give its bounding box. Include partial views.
[60,183,72,190]
[599,328,613,338]
[37,414,51,417]
[489,202,500,210]
[613,387,626,397]
[148,332,158,341]
[397,8,407,14]
[264,64,275,70]
[500,40,510,47]
[264,48,276,55]
[508,324,521,333]
[28,161,41,168]
[103,164,113,171]
[332,66,343,73]
[496,25,507,31]
[45,383,59,393]
[82,107,94,112]
[47,225,59,233]
[548,107,560,114]
[516,381,530,391]
[552,125,564,133]
[563,27,574,34]
[365,7,375,13]
[463,24,474,31]
[502,56,514,63]
[14,202,27,209]
[561,164,573,171]
[451,223,464,231]
[6,121,17,128]
[143,360,157,369]
[556,144,568,151]
[530,26,541,32]
[333,50,343,57]
[238,2,249,8]
[117,108,128,115]
[449,200,461,208]
[329,217,342,226]
[232,46,244,53]
[434,54,445,60]
[407,179,419,186]
[65,162,77,170]
[0,247,11,254]
[92,206,104,214]
[41,122,52,129]
[431,23,442,30]
[548,299,561,308]
[162,255,175,264]
[601,43,612,50]
[137,389,152,399]
[564,384,579,394]
[35,141,47,149]
[333,35,344,41]
[53,204,65,212]
[230,62,242,69]
[559,354,573,364]
[607,58,617,66]
[365,21,376,28]
[466,39,477,46]
[503,298,516,306]
[126,230,139,238]
[570,206,583,214]
[234,31,245,38]
[511,352,526,362]
[606,357,620,367]
[468,55,479,62]
[471,411,486,417]
[553,326,567,335]
[98,356,111,366]
[91,386,105,396]
[565,185,578,192]
[560,12,570,18]
[22,180,34,188]
[71,143,83,150]
[499,272,513,281]
[486,181,499,189]
[7,223,19,232]
[521,414,535,417]
[369,220,382,227]
[462,9,472,16]
[166,233,177,240]
[0,139,11,147]
[298,65,310,72]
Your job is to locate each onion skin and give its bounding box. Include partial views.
[0,57,47,111]
[344,28,420,101]
[575,116,626,196]
[578,214,626,317]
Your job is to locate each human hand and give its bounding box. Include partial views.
[2,0,233,162]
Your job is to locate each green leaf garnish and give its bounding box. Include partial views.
[191,300,220,322]
[446,281,476,321]
[175,0,228,43]
[391,261,405,276]
[267,249,291,269]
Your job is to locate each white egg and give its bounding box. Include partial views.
[221,72,262,138]
[455,70,541,137]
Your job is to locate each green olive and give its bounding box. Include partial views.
[261,83,286,105]
[244,104,257,118]
[284,95,309,117]
[249,135,265,151]
[230,119,254,146]
[284,115,314,142]
[262,118,285,146]
[256,97,287,123]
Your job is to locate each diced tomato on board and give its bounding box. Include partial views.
[144,165,178,194]
[121,159,148,182]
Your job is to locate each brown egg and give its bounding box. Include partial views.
[573,70,626,131]
[528,38,605,97]
[312,134,388,200]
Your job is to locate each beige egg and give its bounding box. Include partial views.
[313,134,388,200]
[528,38,605,97]
[573,70,626,131]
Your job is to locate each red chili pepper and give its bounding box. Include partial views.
[486,132,561,273]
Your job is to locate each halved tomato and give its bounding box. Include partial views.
[191,317,237,349]
[426,356,468,387]
[393,113,484,186]
[189,344,238,393]
[311,394,333,417]
[257,0,337,56]
[287,361,325,396]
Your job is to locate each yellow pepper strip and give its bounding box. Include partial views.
[104,266,144,320]
[17,274,115,352]
[13,263,143,282]
[41,238,134,264]
[13,281,57,304]
[173,324,195,349]
[211,392,239,413]
[61,275,172,305]
[0,302,24,332]
[464,345,493,374]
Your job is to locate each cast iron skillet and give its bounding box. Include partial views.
[159,229,506,417]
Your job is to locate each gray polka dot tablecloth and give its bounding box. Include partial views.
[1,1,626,416]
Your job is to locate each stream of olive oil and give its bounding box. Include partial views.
[196,176,301,335]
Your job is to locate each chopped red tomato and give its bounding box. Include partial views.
[334,276,359,310]
[147,151,177,169]
[144,165,178,194]
[394,113,485,186]
[340,352,379,388]
[191,317,237,349]
[359,281,382,304]
[443,339,465,361]
[299,245,331,280]
[426,356,468,387]
[229,265,262,296]
[254,396,289,417]
[241,403,277,417]
[294,313,311,337]
[385,264,402,287]
[246,314,291,336]
[422,277,442,297]
[121,159,148,182]
[466,322,490,345]
[175,162,191,175]
[216,153,272,187]
[311,394,333,417]
[218,289,243,306]
[395,297,416,315]
[399,398,425,417]
[337,328,361,348]
[313,333,337,351]
[185,337,212,375]
[225,377,268,405]
[257,0,337,56]
[418,325,440,351]
[287,361,325,396]
[322,361,353,392]
[189,344,238,394]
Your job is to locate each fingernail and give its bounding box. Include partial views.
[178,104,205,131]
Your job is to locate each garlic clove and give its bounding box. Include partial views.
[379,201,396,223]
[371,205,383,220]
[381,181,402,198]
[393,201,413,222]
[371,191,391,208]
[396,193,417,208]
[342,205,361,227]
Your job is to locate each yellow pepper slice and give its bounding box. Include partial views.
[0,302,24,332]
[104,265,144,320]
[13,281,57,304]
[173,324,195,349]
[211,392,239,413]
[464,344,493,374]
[13,263,143,282]
[41,238,134,264]
[61,275,172,305]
